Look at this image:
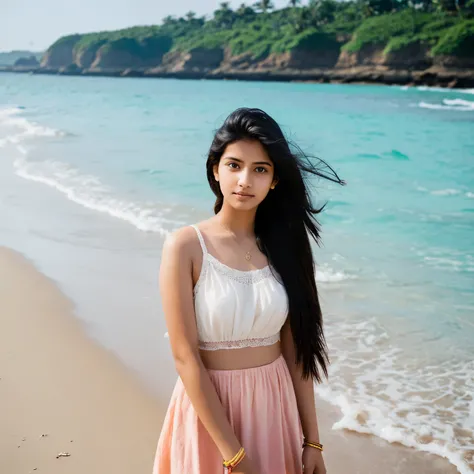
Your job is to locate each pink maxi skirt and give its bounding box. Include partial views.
[153,354,304,474]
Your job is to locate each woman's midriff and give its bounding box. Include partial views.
[199,341,281,370]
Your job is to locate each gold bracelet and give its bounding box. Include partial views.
[303,439,324,452]
[223,447,246,472]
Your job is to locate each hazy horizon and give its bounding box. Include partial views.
[1,0,289,53]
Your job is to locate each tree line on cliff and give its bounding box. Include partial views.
[45,0,474,69]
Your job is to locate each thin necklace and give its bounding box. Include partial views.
[219,222,256,262]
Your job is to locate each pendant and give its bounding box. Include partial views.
[245,252,251,261]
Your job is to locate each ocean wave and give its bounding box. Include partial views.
[13,157,182,235]
[316,263,355,283]
[400,86,474,95]
[423,256,464,269]
[418,99,474,111]
[417,86,474,95]
[466,192,474,199]
[317,316,474,474]
[133,168,167,176]
[445,98,474,106]
[1,105,187,235]
[0,105,65,146]
[416,247,473,274]
[430,188,462,196]
[416,186,468,197]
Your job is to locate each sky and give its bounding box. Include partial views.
[1,0,290,52]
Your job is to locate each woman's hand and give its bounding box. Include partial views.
[302,446,326,474]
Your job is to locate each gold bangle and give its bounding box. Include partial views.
[223,447,246,468]
[223,447,245,466]
[303,440,324,452]
[223,448,246,474]
[303,438,322,448]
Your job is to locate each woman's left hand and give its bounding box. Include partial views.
[302,446,326,474]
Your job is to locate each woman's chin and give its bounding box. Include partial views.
[226,197,260,211]
[230,202,257,211]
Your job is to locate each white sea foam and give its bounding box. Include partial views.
[445,98,474,107]
[13,157,179,236]
[423,256,464,270]
[416,186,469,198]
[0,106,63,142]
[316,316,474,474]
[415,86,474,95]
[418,98,474,111]
[430,188,462,196]
[316,263,355,283]
[416,247,473,274]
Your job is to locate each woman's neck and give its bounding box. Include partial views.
[215,205,256,237]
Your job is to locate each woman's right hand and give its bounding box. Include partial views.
[230,455,259,474]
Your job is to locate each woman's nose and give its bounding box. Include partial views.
[238,170,252,187]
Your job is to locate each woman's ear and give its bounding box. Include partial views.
[271,178,279,189]
[213,164,219,182]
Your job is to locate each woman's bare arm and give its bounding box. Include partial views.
[280,317,322,443]
[159,227,243,461]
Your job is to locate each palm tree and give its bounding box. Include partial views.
[213,2,236,28]
[237,1,249,13]
[253,0,275,13]
[162,15,176,25]
[185,11,196,21]
[236,3,257,21]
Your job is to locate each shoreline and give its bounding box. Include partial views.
[1,65,474,89]
[0,246,460,474]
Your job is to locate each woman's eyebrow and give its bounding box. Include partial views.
[223,156,273,166]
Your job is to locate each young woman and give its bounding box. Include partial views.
[153,107,345,474]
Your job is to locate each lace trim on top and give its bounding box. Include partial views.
[207,254,272,283]
[198,332,280,351]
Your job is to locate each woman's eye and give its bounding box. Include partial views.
[228,162,239,169]
[255,167,267,173]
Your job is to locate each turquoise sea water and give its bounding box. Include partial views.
[0,73,473,473]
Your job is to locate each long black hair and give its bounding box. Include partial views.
[206,107,345,382]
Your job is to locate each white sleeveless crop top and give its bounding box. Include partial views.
[164,224,289,351]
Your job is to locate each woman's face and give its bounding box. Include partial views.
[214,139,278,210]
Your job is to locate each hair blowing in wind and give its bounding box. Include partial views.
[206,107,346,381]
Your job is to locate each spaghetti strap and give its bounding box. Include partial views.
[190,224,208,255]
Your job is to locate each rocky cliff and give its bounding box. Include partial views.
[6,25,473,89]
[40,35,82,68]
[159,47,224,72]
[38,31,473,73]
[90,36,172,69]
[336,42,432,69]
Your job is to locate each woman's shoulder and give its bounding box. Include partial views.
[163,225,195,252]
[163,220,210,256]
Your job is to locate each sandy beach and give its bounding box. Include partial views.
[0,247,164,474]
[0,246,459,474]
